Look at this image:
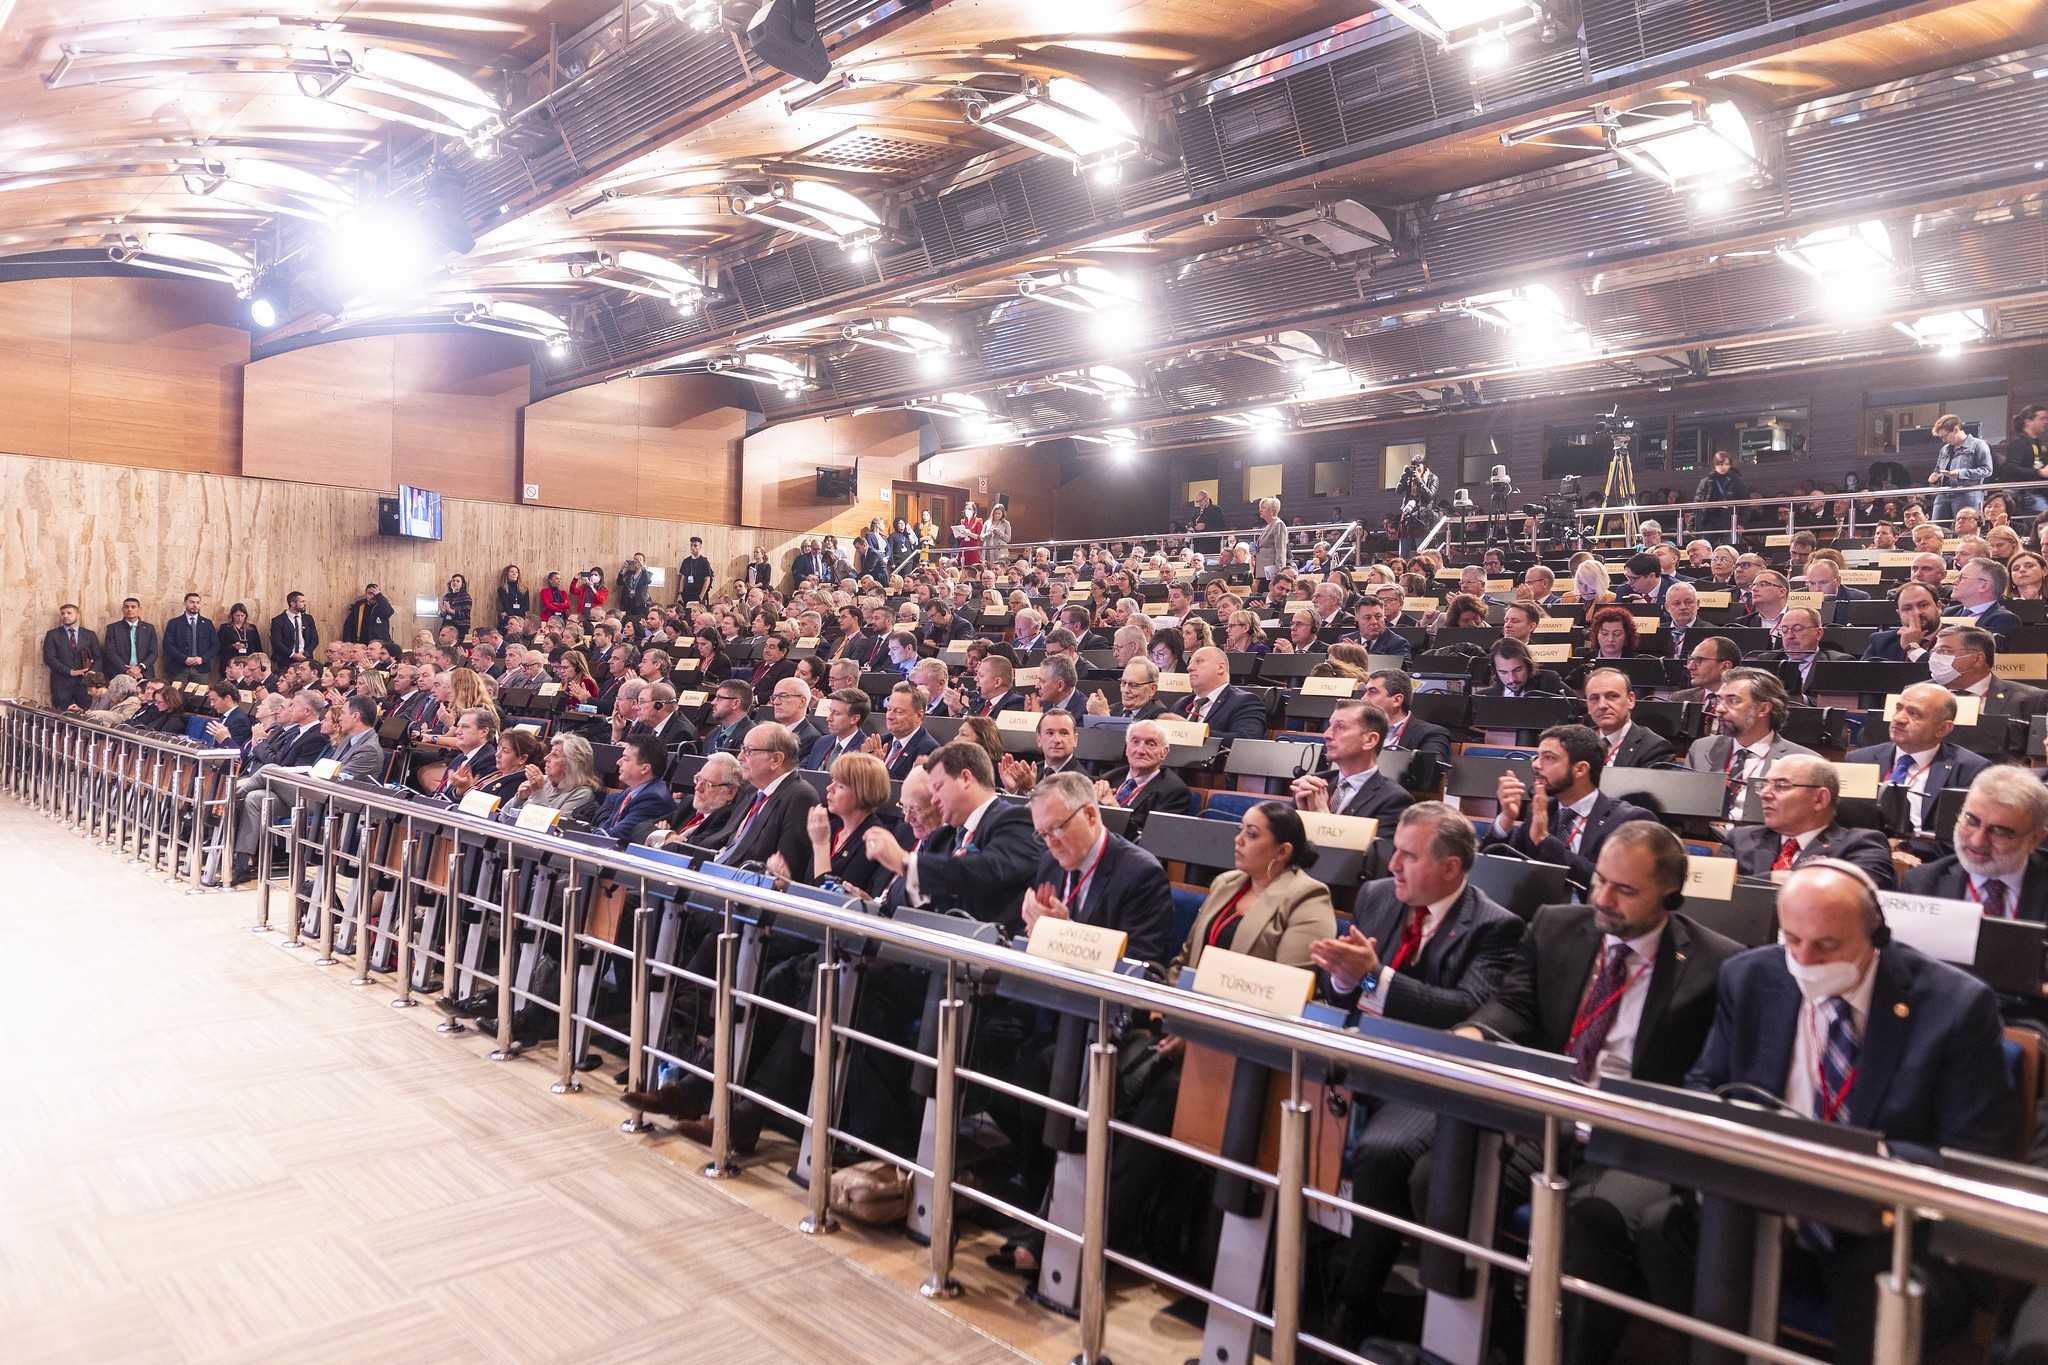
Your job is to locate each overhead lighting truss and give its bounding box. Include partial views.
[453,300,572,353]
[707,351,817,394]
[732,179,884,258]
[570,249,710,309]
[1502,97,1765,199]
[966,77,1144,184]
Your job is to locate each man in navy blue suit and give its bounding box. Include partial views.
[862,740,1039,932]
[1343,598,1412,664]
[804,687,870,770]
[1654,861,2014,1365]
[1947,556,2023,646]
[868,680,940,779]
[1858,581,1941,663]
[1290,700,1414,825]
[1174,646,1268,741]
[1846,681,1989,854]
[1489,724,1654,890]
[1363,669,1454,768]
[594,735,679,843]
[163,592,218,684]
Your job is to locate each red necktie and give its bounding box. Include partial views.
[1772,835,1800,873]
[1387,907,1428,971]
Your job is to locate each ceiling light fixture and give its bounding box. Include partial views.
[452,300,572,353]
[1894,308,1987,356]
[108,232,254,292]
[1372,0,1544,65]
[1777,220,1894,314]
[707,351,816,394]
[1456,282,1596,365]
[733,179,883,258]
[296,45,503,152]
[967,77,1143,184]
[571,249,709,309]
[842,316,950,358]
[181,156,354,221]
[1605,99,1762,197]
[1043,365,1143,409]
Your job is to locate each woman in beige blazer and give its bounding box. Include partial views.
[1167,801,1337,979]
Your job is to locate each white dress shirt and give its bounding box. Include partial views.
[1332,882,1466,1012]
[1585,924,1665,1083]
[904,793,998,905]
[1784,953,1878,1120]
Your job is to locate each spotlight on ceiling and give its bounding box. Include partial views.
[1373,0,1545,65]
[1604,99,1762,198]
[297,45,503,152]
[453,300,572,353]
[733,179,882,258]
[707,351,816,394]
[746,0,832,86]
[1257,331,1359,399]
[1043,365,1143,409]
[315,204,443,308]
[182,156,354,222]
[1894,308,1987,357]
[1456,283,1596,366]
[902,392,1018,441]
[110,232,254,291]
[842,316,951,360]
[1777,220,1895,314]
[572,250,709,309]
[967,77,1142,184]
[1217,407,1289,445]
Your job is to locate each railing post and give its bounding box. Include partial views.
[1075,1007,1117,1365]
[390,835,418,1008]
[252,790,276,932]
[311,812,341,966]
[279,798,307,948]
[799,928,839,1237]
[701,921,739,1178]
[436,837,467,1032]
[1270,1059,1309,1365]
[1872,1204,1922,1365]
[920,961,962,1301]
[552,881,583,1094]
[489,866,520,1060]
[1525,1115,1568,1365]
[349,818,377,987]
[208,757,238,891]
[621,901,654,1133]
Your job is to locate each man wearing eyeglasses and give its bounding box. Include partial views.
[1086,658,1172,721]
[649,751,746,850]
[1671,636,1740,710]
[1719,753,1895,887]
[1751,607,1855,700]
[718,722,819,876]
[1900,766,2048,917]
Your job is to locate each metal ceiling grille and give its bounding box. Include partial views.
[1582,0,1842,70]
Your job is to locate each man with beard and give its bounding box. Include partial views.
[1900,766,2048,917]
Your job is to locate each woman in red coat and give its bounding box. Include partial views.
[537,572,573,622]
[956,500,985,567]
[568,568,608,618]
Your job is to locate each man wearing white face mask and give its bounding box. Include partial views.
[1928,624,2047,719]
[1652,861,2013,1365]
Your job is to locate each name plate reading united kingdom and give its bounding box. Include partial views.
[1026,917,1128,973]
[995,708,1040,731]
[1301,676,1357,697]
[310,758,342,780]
[515,804,562,831]
[1684,856,1736,901]
[1298,812,1378,851]
[458,790,501,817]
[1885,692,1981,726]
[1156,671,1192,693]
[1156,717,1208,746]
[1191,947,1315,1019]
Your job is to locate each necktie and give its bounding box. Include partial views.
[1815,996,1858,1123]
[1887,752,1914,784]
[1568,943,1634,1083]
[1558,808,1584,850]
[1983,879,2012,919]
[128,628,137,666]
[1772,834,1800,873]
[1724,748,1752,816]
[1116,775,1140,804]
[1335,774,1362,813]
[729,792,768,846]
[68,627,77,649]
[1387,906,1428,971]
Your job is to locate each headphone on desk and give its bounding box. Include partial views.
[1787,856,1890,945]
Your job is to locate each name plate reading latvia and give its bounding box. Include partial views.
[1156,671,1193,693]
[1684,855,1737,900]
[1156,717,1208,746]
[1191,947,1314,1019]
[1300,676,1357,697]
[995,708,1040,731]
[1885,692,1981,726]
[1299,812,1378,851]
[1026,917,1128,973]
[458,790,501,817]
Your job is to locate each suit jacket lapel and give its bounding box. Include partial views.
[1632,916,1686,1076]
[1231,871,1289,956]
[1850,954,1912,1130]
[1548,914,1603,1049]
[1750,965,1803,1105]
[1420,888,1473,976]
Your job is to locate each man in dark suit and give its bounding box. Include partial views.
[429,706,500,800]
[1937,623,2048,720]
[269,592,319,662]
[1899,766,2048,919]
[968,655,1031,718]
[1858,582,1941,663]
[1802,558,1869,623]
[1290,700,1413,825]
[593,735,680,845]
[1749,607,1856,698]
[804,688,871,770]
[825,605,868,665]
[1460,820,1744,1365]
[162,592,216,684]
[790,540,823,586]
[637,683,702,750]
[1032,655,1090,722]
[42,604,100,709]
[339,583,394,646]
[1847,681,1989,854]
[650,752,748,851]
[1364,669,1454,767]
[1721,753,1896,887]
[1308,802,1525,1343]
[1947,556,2024,646]
[862,741,1040,933]
[1021,771,1177,970]
[869,680,940,780]
[764,676,821,755]
[1659,862,2014,1365]
[1343,599,1412,663]
[1582,666,1676,768]
[201,682,254,750]
[1490,724,1655,889]
[1615,553,1679,611]
[1177,646,1268,741]
[714,722,820,876]
[1475,639,1566,698]
[101,597,158,681]
[1096,719,1194,838]
[750,634,798,706]
[228,689,336,882]
[700,680,757,756]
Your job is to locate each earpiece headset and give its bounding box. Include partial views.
[1791,857,1890,945]
[1661,884,1686,913]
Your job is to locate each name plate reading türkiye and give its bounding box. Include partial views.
[1191,947,1315,1019]
[1025,917,1128,974]
[1683,856,1737,900]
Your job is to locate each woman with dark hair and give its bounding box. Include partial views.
[692,630,733,685]
[958,716,1007,772]
[496,565,530,631]
[1437,593,1489,631]
[1586,605,1640,658]
[143,682,190,734]
[1148,629,1185,674]
[219,603,260,659]
[538,571,572,622]
[439,573,473,640]
[552,650,598,703]
[793,655,829,701]
[1167,802,1333,976]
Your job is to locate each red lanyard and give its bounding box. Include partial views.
[1808,1006,1858,1122]
[1568,957,1652,1048]
[1206,884,1253,949]
[1063,840,1108,908]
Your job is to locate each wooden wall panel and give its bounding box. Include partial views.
[741,412,920,533]
[520,374,744,524]
[0,453,810,705]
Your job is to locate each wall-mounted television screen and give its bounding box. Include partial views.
[398,485,443,540]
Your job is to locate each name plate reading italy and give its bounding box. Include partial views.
[515,804,562,832]
[1156,671,1192,693]
[1684,856,1737,901]
[1298,812,1378,851]
[1191,947,1315,1019]
[458,790,501,817]
[1026,917,1128,974]
[1156,717,1208,746]
[1300,676,1357,697]
[1884,693,1981,726]
[995,708,1040,731]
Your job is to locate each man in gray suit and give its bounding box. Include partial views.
[1683,668,1817,817]
[1720,754,1895,887]
[327,696,387,781]
[228,690,334,882]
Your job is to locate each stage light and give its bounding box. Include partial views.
[572,249,708,309]
[1607,100,1761,196]
[182,156,353,222]
[1044,365,1142,406]
[734,179,882,256]
[1894,309,1987,353]
[318,203,440,304]
[112,232,254,290]
[1457,283,1594,366]
[453,300,571,350]
[746,0,831,86]
[297,45,502,150]
[707,351,816,394]
[842,316,950,358]
[968,77,1142,182]
[1373,0,1545,53]
[247,295,279,330]
[1779,221,1894,315]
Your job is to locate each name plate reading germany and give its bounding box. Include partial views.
[1885,692,1981,726]
[1191,947,1315,1019]
[1156,717,1208,746]
[1026,917,1128,974]
[1301,676,1358,697]
[515,804,562,832]
[1530,643,1574,664]
[458,790,501,817]
[1533,616,1575,632]
[1298,812,1378,851]
[995,708,1040,731]
[1156,671,1193,693]
[1695,591,1732,609]
[310,758,342,780]
[1684,856,1737,901]
[1836,763,1881,800]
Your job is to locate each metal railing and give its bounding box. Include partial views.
[8,698,2048,1365]
[903,518,1365,575]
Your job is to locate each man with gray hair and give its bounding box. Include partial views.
[1721,752,1896,886]
[1932,623,2047,718]
[1901,765,2048,912]
[227,687,336,882]
[1309,800,1525,1344]
[607,678,649,743]
[1034,653,1085,720]
[1111,623,1151,669]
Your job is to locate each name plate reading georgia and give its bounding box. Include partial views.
[1191,946,1315,1019]
[1884,692,1982,726]
[1530,642,1574,664]
[1684,855,1737,900]
[458,790,501,817]
[995,708,1041,731]
[514,804,562,831]
[1996,653,2048,681]
[1695,591,1733,609]
[1298,811,1378,851]
[1300,676,1358,697]
[1026,916,1128,973]
[1156,717,1208,746]
[1785,592,1825,611]
[310,758,342,780]
[1155,671,1193,693]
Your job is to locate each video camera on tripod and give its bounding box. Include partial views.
[1523,474,1583,544]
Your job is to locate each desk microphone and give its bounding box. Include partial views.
[1713,1081,1801,1115]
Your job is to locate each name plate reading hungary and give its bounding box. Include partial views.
[1684,855,1737,900]
[1026,917,1128,974]
[458,790,501,817]
[1530,642,1574,664]
[1156,671,1193,693]
[1191,947,1315,1019]
[1298,812,1378,851]
[1300,675,1357,697]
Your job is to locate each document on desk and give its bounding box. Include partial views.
[1878,891,1981,966]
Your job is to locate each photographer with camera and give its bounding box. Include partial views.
[1396,450,1439,557]
[569,565,609,619]
[615,552,652,620]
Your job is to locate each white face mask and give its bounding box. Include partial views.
[1784,952,1868,1003]
[1926,652,1960,685]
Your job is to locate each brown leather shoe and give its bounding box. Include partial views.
[620,1086,704,1120]
[672,1116,759,1157]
